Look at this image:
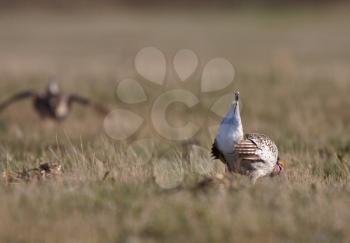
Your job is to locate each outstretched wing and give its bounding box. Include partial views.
[0,91,36,112]
[68,94,109,116]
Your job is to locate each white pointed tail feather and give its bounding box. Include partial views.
[215,100,243,162]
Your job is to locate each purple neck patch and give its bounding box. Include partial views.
[272,162,283,175]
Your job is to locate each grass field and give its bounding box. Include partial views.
[0,7,350,243]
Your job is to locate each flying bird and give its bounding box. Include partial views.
[211,91,285,183]
[0,82,109,121]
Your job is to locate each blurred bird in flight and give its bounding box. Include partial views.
[0,81,109,122]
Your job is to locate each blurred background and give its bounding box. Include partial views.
[0,2,350,243]
[0,0,349,139]
[0,0,349,80]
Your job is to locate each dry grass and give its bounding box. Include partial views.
[0,8,350,243]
